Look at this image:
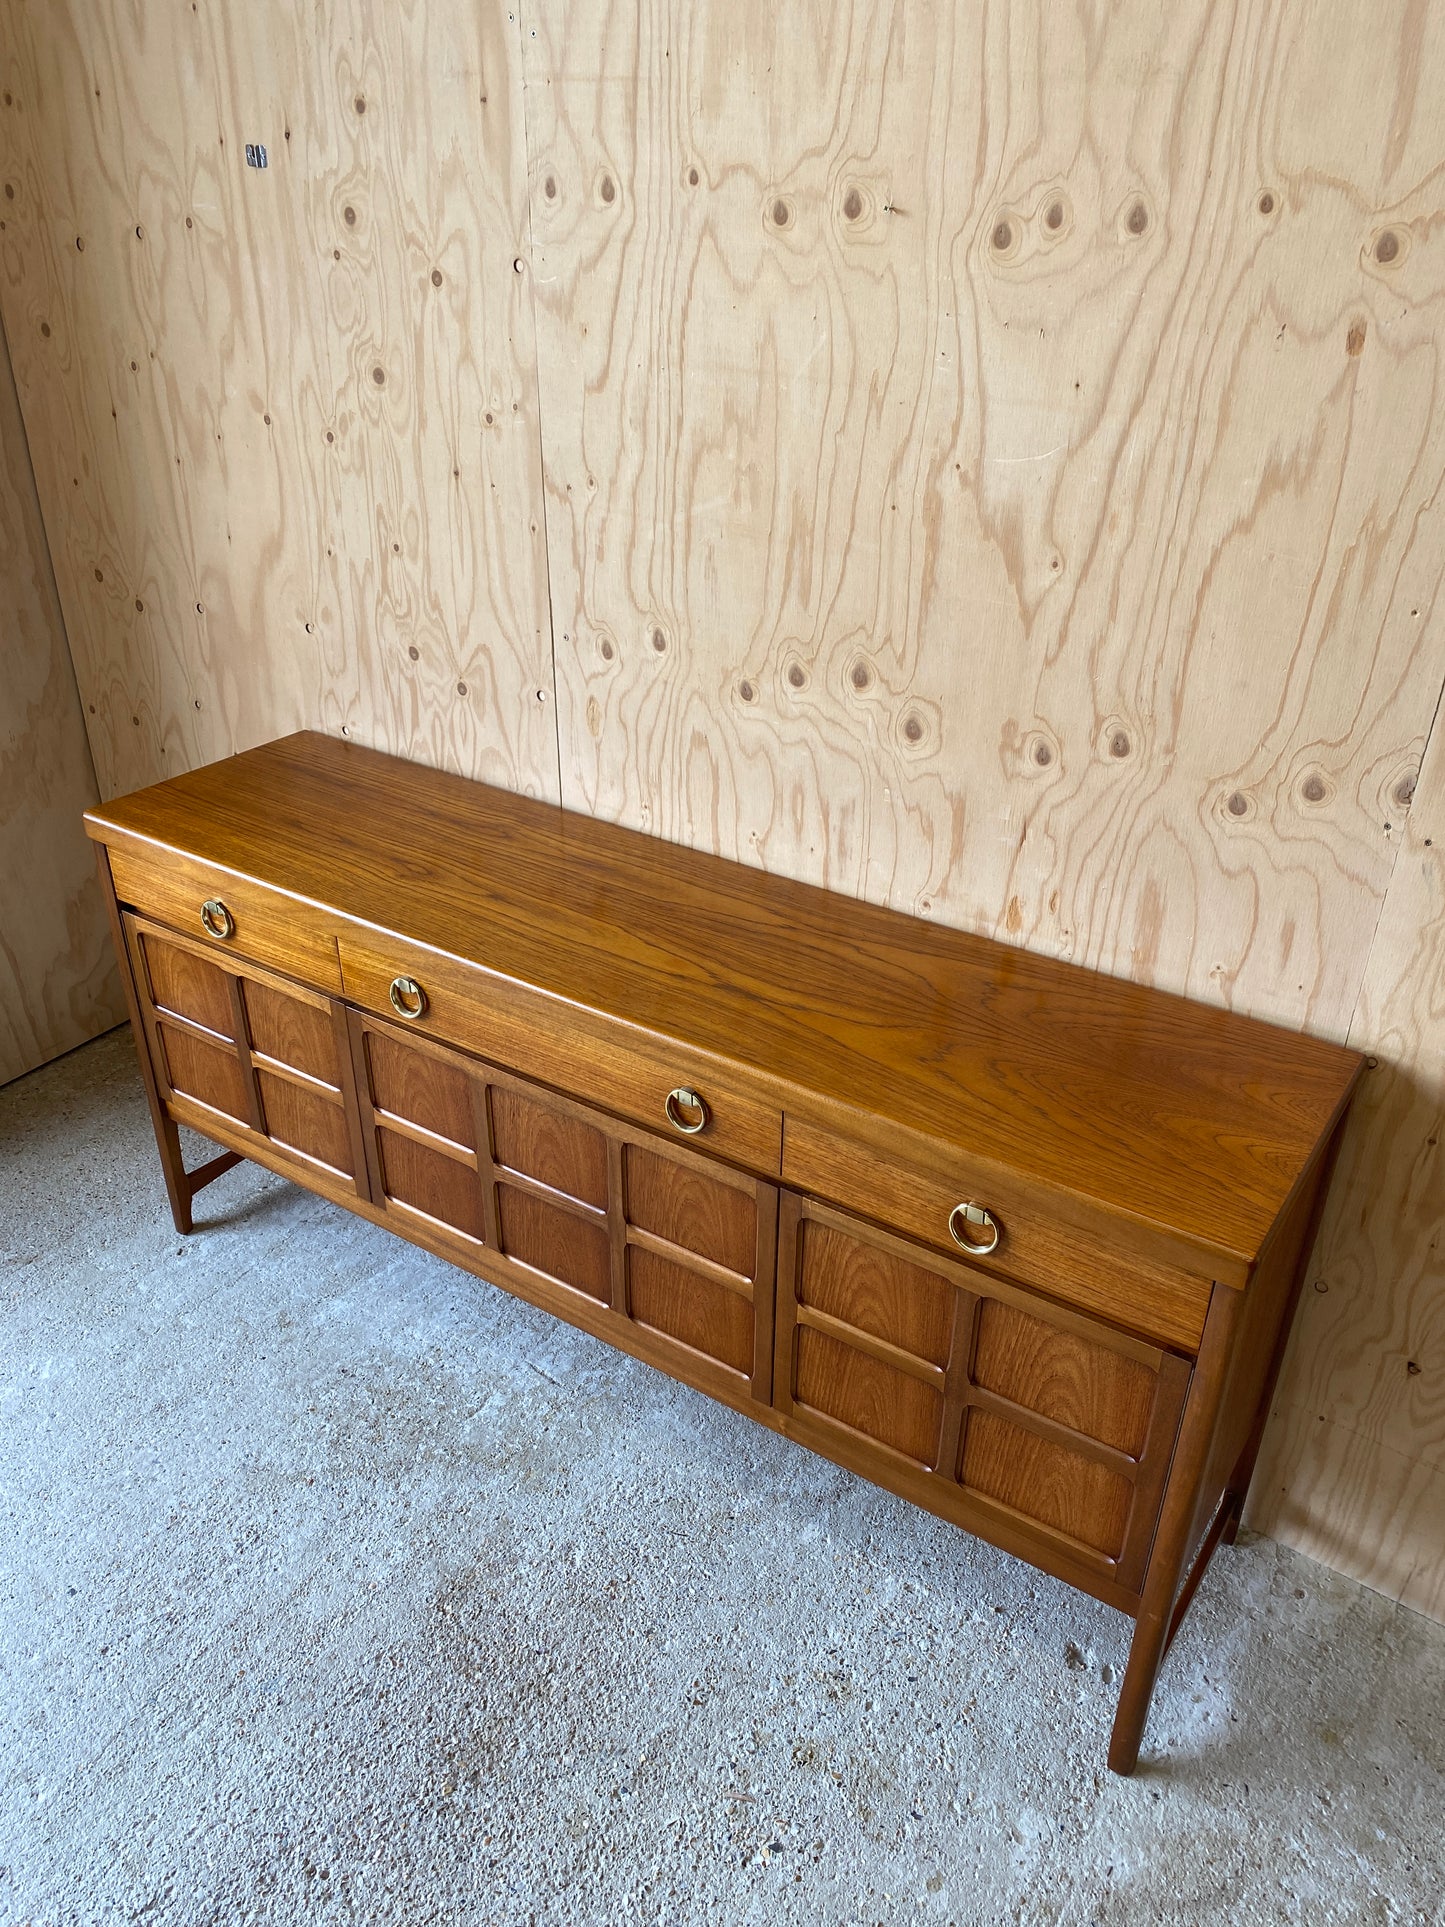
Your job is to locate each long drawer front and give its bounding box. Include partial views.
[773,1193,1192,1600]
[337,928,784,1177]
[111,841,344,992]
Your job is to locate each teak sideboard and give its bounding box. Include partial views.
[86,731,1362,1773]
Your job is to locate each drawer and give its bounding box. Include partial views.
[108,841,343,993]
[337,928,783,1177]
[783,1111,1212,1355]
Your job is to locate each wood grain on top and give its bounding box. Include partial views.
[86,732,1361,1277]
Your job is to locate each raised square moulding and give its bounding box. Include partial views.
[85,731,1363,1774]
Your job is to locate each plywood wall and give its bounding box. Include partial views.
[1,0,1443,1613]
[0,310,122,1084]
[0,0,557,802]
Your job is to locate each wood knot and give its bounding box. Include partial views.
[902,712,924,744]
[1374,229,1400,264]
[431,268,443,287]
[1126,199,1149,236]
[688,166,699,188]
[544,175,557,199]
[599,638,614,661]
[1108,730,1130,759]
[1226,790,1249,817]
[1258,191,1275,216]
[991,218,1013,253]
[786,661,806,689]
[739,680,755,703]
[1300,773,1327,804]
[843,187,863,222]
[651,626,667,653]
[371,365,386,385]
[600,174,616,205]
[343,205,357,226]
[850,659,872,691]
[1346,320,1366,356]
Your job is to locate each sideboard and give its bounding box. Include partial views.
[85,731,1362,1773]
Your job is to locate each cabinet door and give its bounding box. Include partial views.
[125,913,366,1198]
[774,1194,1190,1599]
[349,1012,777,1405]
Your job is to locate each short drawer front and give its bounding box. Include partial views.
[783,1113,1212,1355]
[338,929,783,1177]
[125,914,363,1195]
[109,841,343,993]
[348,1012,778,1402]
[774,1194,1191,1598]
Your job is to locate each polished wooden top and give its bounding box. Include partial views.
[87,731,1360,1277]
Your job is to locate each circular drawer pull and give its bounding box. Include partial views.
[389,975,428,1021]
[664,1086,710,1135]
[949,1200,1001,1256]
[199,897,234,941]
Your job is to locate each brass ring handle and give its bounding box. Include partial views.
[199,897,234,941]
[389,975,428,1021]
[949,1201,1001,1256]
[664,1086,710,1135]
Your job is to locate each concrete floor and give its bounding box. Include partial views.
[2,1031,1443,1927]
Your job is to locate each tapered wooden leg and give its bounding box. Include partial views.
[94,840,241,1232]
[1108,1283,1242,1775]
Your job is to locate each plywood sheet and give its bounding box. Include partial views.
[0,314,122,1084]
[523,0,1445,1043]
[1251,723,1445,1619]
[0,0,557,802]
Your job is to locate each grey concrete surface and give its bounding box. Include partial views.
[1,1029,1443,1927]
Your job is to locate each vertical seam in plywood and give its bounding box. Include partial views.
[0,302,104,800]
[510,0,563,803]
[1344,670,1445,1052]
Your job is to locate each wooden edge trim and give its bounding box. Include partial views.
[373,1105,479,1169]
[493,1161,608,1227]
[626,1223,755,1300]
[470,1077,502,1251]
[138,1000,234,1051]
[331,1001,374,1203]
[793,1301,946,1388]
[752,1184,779,1406]
[251,1051,344,1104]
[936,1291,978,1484]
[772,1191,804,1417]
[1115,1350,1194,1594]
[343,1006,388,1205]
[225,973,267,1135]
[962,1383,1141,1484]
[605,1135,628,1318]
